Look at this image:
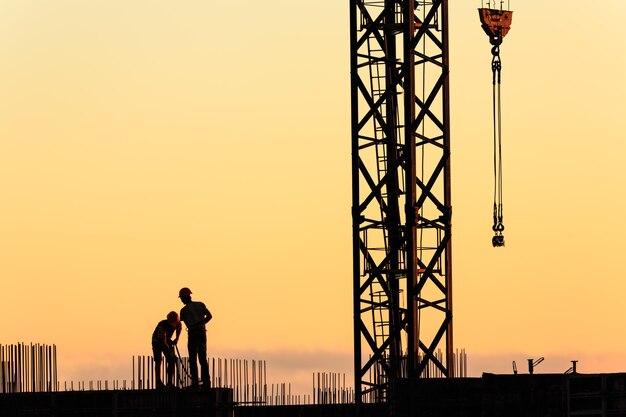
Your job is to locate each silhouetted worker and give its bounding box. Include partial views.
[152,311,182,389]
[178,287,212,388]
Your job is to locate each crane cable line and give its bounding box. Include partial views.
[491,45,505,247]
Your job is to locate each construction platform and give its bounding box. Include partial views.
[395,372,626,417]
[0,387,233,417]
[3,373,626,416]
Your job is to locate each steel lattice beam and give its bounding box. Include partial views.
[351,0,453,404]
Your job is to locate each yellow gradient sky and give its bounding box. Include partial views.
[1,1,626,390]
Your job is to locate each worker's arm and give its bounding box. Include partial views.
[172,322,182,345]
[156,326,170,349]
[204,305,212,324]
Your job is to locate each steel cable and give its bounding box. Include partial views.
[491,47,505,247]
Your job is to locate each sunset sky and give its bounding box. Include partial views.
[1,0,626,393]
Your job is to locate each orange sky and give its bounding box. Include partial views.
[1,0,626,393]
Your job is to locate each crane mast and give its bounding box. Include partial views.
[350,0,453,403]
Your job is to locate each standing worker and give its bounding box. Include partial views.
[178,287,212,389]
[151,311,182,389]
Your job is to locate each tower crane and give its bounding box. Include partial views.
[350,0,514,406]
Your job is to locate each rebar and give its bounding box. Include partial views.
[0,347,469,405]
[0,343,57,393]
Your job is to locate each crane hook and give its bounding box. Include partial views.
[480,4,512,248]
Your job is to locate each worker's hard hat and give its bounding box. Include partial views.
[178,287,192,297]
[167,311,179,325]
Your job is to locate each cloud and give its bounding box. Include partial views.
[212,347,352,373]
[57,345,626,396]
[55,346,353,395]
[210,347,354,395]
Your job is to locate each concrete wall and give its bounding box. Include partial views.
[396,373,626,417]
[0,388,233,417]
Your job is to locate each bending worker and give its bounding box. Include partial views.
[151,311,182,389]
[178,287,212,389]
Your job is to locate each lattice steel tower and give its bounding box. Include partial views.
[350,0,453,403]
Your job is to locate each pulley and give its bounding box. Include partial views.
[478,6,513,47]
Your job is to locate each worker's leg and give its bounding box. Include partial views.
[188,334,200,387]
[153,345,165,389]
[196,331,210,388]
[166,349,176,387]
